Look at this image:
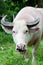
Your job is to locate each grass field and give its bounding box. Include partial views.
[0,31,43,65]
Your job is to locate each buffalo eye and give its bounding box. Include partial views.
[24,30,29,34]
[13,31,15,33]
[12,31,17,34]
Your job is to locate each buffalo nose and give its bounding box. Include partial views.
[16,45,26,52]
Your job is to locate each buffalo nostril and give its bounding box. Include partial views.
[17,48,19,50]
[17,45,20,48]
[17,48,22,52]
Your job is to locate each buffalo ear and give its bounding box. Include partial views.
[1,15,13,34]
[28,27,39,33]
[1,24,13,34]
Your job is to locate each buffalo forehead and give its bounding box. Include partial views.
[13,20,28,31]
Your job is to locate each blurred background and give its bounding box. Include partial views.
[0,0,43,65]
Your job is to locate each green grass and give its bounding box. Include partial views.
[0,31,43,65]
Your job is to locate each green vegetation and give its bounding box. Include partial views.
[0,0,43,16]
[0,0,6,15]
[0,31,43,65]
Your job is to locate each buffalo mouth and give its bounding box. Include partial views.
[17,49,26,54]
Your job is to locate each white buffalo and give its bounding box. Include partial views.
[1,6,43,65]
